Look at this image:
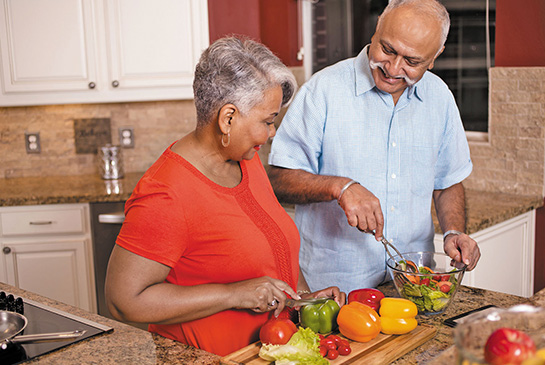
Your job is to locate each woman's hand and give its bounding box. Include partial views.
[229,276,299,318]
[302,286,346,308]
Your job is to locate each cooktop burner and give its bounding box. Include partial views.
[0,292,113,364]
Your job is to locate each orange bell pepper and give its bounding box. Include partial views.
[337,301,381,342]
[379,298,418,335]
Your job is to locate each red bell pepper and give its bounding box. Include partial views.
[347,288,385,311]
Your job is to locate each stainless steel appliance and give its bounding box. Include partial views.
[89,202,125,321]
[0,293,112,364]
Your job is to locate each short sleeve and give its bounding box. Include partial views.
[116,177,188,268]
[434,95,473,189]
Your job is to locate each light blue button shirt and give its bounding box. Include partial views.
[269,46,472,294]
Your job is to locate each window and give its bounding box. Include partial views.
[309,0,495,133]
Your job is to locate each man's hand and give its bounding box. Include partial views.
[443,233,480,271]
[338,183,384,240]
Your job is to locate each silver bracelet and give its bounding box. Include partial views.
[337,180,359,203]
[443,230,464,240]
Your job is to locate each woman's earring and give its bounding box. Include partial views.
[221,132,230,147]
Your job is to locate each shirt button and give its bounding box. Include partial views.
[391,173,396,179]
[389,238,394,243]
[390,206,395,211]
[392,141,397,147]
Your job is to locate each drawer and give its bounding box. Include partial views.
[0,207,85,236]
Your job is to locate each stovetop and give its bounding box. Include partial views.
[0,292,113,364]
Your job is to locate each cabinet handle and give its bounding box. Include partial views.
[112,80,119,88]
[3,247,11,254]
[88,82,96,89]
[29,221,53,225]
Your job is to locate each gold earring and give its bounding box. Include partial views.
[221,132,230,147]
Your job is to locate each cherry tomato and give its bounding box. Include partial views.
[420,278,430,286]
[318,334,325,340]
[327,334,342,346]
[338,344,352,356]
[441,274,451,282]
[319,345,328,357]
[259,318,297,345]
[327,349,339,360]
[339,338,350,347]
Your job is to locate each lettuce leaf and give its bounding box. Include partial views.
[258,327,328,364]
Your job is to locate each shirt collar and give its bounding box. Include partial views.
[354,45,424,102]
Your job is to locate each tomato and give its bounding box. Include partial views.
[319,345,328,357]
[338,344,352,356]
[259,318,297,345]
[420,278,430,286]
[327,334,342,346]
[327,349,339,360]
[441,274,451,282]
[484,328,536,365]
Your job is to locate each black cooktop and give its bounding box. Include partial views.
[0,293,113,364]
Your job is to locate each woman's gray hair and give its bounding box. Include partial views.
[378,0,450,55]
[193,36,297,126]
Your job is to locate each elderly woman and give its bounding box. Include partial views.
[105,36,345,356]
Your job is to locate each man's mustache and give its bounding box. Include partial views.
[369,60,416,86]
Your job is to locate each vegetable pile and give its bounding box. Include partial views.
[394,262,459,313]
[258,289,422,363]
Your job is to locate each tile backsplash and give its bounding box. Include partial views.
[0,100,197,178]
[1,67,544,197]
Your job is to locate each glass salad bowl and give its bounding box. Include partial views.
[386,251,466,315]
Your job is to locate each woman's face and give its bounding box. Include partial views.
[231,85,283,161]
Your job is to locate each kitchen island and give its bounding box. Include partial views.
[2,281,542,364]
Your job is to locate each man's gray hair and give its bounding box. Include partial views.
[193,36,297,126]
[379,0,450,53]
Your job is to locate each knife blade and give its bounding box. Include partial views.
[284,297,330,308]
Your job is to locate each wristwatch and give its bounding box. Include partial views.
[443,230,463,241]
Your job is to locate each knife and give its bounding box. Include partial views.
[285,297,331,308]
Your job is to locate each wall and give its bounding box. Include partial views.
[463,68,545,196]
[207,0,302,67]
[495,0,545,67]
[0,101,197,179]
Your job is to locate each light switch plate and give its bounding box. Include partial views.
[25,132,41,153]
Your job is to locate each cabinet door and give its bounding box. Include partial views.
[2,238,94,311]
[104,0,204,92]
[0,0,99,94]
[434,211,535,297]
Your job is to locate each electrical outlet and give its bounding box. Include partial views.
[119,127,134,148]
[25,132,41,153]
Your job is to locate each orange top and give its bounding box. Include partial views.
[116,144,300,356]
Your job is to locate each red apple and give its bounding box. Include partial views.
[484,327,536,364]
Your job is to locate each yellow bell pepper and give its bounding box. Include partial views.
[379,298,418,335]
[337,301,381,342]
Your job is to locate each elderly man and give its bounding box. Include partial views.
[268,0,481,294]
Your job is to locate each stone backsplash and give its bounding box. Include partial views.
[0,67,544,197]
[463,67,545,196]
[0,100,197,178]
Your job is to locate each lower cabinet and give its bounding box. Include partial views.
[0,204,96,312]
[434,210,535,298]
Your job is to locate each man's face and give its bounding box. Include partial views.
[368,6,444,102]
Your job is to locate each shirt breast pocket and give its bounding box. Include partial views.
[409,146,437,197]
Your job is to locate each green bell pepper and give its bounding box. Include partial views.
[300,299,340,334]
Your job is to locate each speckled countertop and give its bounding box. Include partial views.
[0,173,542,234]
[2,281,543,364]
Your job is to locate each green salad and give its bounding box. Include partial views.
[395,263,459,313]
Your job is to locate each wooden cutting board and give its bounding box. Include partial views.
[220,324,436,364]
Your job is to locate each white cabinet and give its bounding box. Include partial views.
[0,204,96,312]
[434,210,536,297]
[0,0,209,106]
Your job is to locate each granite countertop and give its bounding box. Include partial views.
[1,173,542,234]
[2,281,542,364]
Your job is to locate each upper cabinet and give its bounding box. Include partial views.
[0,0,209,107]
